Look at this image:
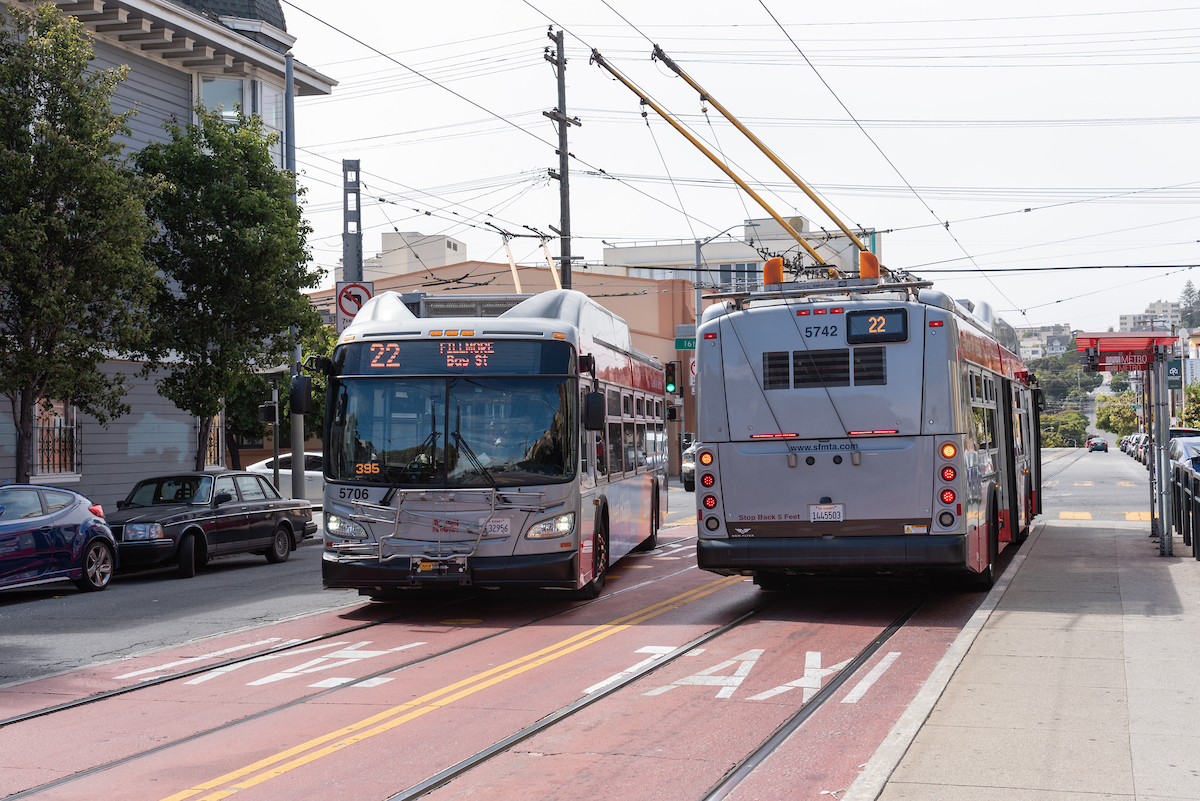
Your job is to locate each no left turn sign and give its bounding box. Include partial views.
[335,281,373,333]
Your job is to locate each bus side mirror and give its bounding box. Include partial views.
[666,407,678,421]
[290,374,313,415]
[583,392,605,431]
[1034,388,1045,412]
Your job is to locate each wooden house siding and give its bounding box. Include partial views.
[92,38,193,154]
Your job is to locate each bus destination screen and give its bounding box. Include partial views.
[845,309,908,344]
[338,339,574,376]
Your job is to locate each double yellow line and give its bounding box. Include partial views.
[164,575,743,801]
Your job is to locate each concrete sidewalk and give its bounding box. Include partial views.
[847,519,1200,801]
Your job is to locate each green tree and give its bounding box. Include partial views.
[1182,382,1200,429]
[1041,409,1089,447]
[1182,281,1200,328]
[222,323,335,468]
[135,105,323,470]
[0,5,158,482]
[1110,371,1130,393]
[1096,392,1138,436]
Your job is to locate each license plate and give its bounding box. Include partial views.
[415,558,467,575]
[809,503,844,523]
[484,518,510,537]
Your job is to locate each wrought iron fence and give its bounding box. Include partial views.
[34,405,81,476]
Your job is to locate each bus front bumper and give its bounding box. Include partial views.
[696,534,968,575]
[322,550,578,590]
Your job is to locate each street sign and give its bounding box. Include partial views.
[1099,352,1152,372]
[1169,359,1182,389]
[675,337,696,350]
[335,281,374,333]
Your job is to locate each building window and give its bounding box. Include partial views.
[200,76,243,121]
[34,400,81,477]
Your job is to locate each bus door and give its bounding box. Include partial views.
[997,378,1020,543]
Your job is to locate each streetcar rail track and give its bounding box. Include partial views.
[0,532,700,732]
[3,563,704,800]
[385,590,932,801]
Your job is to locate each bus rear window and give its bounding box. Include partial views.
[793,349,850,387]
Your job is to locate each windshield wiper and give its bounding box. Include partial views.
[451,401,497,490]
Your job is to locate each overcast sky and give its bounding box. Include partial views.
[283,1,1200,331]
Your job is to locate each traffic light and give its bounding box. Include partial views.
[665,361,678,393]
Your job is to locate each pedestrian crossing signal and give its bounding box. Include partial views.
[665,362,678,393]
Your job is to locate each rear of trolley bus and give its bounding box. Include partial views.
[693,286,1029,585]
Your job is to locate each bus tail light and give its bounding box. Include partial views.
[940,488,956,505]
[698,451,714,467]
[939,442,957,459]
[702,494,718,510]
[701,473,715,488]
[938,511,956,527]
[940,465,957,482]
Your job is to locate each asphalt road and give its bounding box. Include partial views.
[0,517,359,687]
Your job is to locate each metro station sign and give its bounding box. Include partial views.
[1098,352,1152,372]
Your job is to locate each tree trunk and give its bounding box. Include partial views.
[226,426,242,469]
[11,389,35,484]
[195,415,212,472]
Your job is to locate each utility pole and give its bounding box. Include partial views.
[544,29,580,289]
[285,52,305,503]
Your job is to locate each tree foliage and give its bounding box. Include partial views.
[224,324,335,468]
[135,105,323,470]
[1096,392,1138,437]
[1182,280,1200,329]
[1109,371,1130,393]
[1182,382,1200,429]
[0,5,157,481]
[1028,337,1103,404]
[1040,409,1089,447]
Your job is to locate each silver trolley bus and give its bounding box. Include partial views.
[318,289,668,599]
[693,275,1041,589]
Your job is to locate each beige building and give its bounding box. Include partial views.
[1121,300,1181,332]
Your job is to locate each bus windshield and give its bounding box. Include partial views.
[328,376,576,487]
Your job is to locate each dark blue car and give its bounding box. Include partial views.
[0,484,117,592]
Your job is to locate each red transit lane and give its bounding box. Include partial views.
[1,526,994,801]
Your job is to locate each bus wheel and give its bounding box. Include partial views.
[634,494,659,552]
[574,525,608,600]
[965,492,999,591]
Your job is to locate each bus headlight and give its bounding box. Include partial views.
[326,514,368,540]
[526,513,575,539]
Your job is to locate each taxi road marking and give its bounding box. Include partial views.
[1126,511,1152,521]
[842,652,901,704]
[163,575,744,801]
[1119,481,1136,487]
[1059,512,1092,519]
[644,650,764,699]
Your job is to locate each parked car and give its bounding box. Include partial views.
[681,444,697,492]
[247,452,325,505]
[107,472,317,578]
[0,484,116,592]
[1168,436,1200,470]
[1088,438,1108,452]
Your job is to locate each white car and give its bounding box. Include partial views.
[247,452,324,505]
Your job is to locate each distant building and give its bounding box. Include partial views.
[355,231,469,282]
[1045,335,1072,357]
[1020,341,1046,360]
[604,216,880,289]
[1015,323,1071,340]
[1120,300,1180,332]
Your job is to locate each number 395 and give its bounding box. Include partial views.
[355,463,379,475]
